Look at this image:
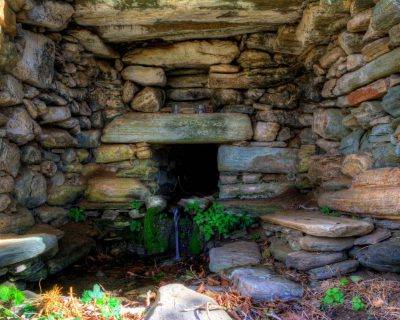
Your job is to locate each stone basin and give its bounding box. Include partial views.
[102,112,253,144]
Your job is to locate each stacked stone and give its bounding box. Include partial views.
[306,0,400,196]
[262,210,376,280]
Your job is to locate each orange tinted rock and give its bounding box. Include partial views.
[345,78,389,106]
[352,167,400,187]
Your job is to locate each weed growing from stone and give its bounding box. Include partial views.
[68,207,86,222]
[0,284,25,318]
[320,206,341,217]
[129,200,142,211]
[321,287,345,306]
[351,295,366,311]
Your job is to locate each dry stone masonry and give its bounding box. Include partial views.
[1,0,400,301]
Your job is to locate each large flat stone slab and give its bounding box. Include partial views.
[0,234,58,268]
[286,251,347,271]
[318,187,400,218]
[209,241,261,273]
[261,210,374,237]
[218,146,298,174]
[102,113,253,144]
[73,0,303,43]
[229,267,303,302]
[144,283,232,320]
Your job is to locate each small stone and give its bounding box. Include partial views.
[35,206,68,224]
[0,139,20,177]
[313,109,350,141]
[39,129,77,149]
[382,86,400,117]
[347,8,372,32]
[0,74,23,107]
[308,260,359,280]
[40,106,71,124]
[354,228,391,245]
[286,251,347,271]
[362,37,391,62]
[131,87,165,112]
[76,130,101,148]
[0,175,14,193]
[122,66,166,87]
[229,267,303,302]
[5,107,41,145]
[338,31,363,55]
[209,64,240,73]
[341,153,373,177]
[0,194,11,212]
[122,81,139,104]
[237,50,273,69]
[209,241,261,273]
[14,169,47,208]
[47,184,84,206]
[347,54,365,72]
[269,237,294,263]
[259,84,299,109]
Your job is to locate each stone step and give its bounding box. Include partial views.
[308,260,359,280]
[209,241,261,273]
[286,251,347,271]
[261,210,374,237]
[102,113,253,144]
[228,267,303,302]
[0,233,58,268]
[318,186,400,218]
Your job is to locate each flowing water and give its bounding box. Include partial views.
[172,207,181,261]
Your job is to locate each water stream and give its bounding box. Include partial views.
[172,207,181,260]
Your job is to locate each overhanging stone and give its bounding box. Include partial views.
[218,146,299,174]
[102,113,253,144]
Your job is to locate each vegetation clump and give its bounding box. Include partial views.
[68,207,86,222]
[143,208,169,255]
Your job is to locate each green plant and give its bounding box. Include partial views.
[188,224,202,255]
[81,284,121,320]
[184,200,203,215]
[193,203,253,241]
[143,208,169,254]
[339,277,350,286]
[350,275,363,283]
[351,296,366,311]
[129,220,143,233]
[68,207,86,222]
[130,200,142,211]
[151,272,166,283]
[0,285,25,318]
[320,206,341,217]
[322,287,345,306]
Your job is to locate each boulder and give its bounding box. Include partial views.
[229,267,303,302]
[218,146,298,174]
[123,40,239,68]
[382,86,400,117]
[261,210,374,237]
[0,208,35,233]
[17,0,74,31]
[299,236,354,252]
[40,106,71,124]
[0,139,20,177]
[333,47,400,96]
[345,78,389,107]
[370,0,400,33]
[5,107,40,145]
[209,241,261,273]
[350,238,400,272]
[341,153,373,177]
[47,184,84,206]
[144,283,232,320]
[39,128,77,148]
[76,130,101,148]
[0,74,23,107]
[14,169,47,208]
[85,177,149,203]
[102,113,253,144]
[0,233,58,268]
[351,101,385,128]
[389,23,400,47]
[131,87,165,112]
[313,109,350,141]
[122,66,166,87]
[347,8,372,32]
[286,251,347,271]
[352,167,400,187]
[35,206,68,224]
[69,29,119,59]
[253,122,280,142]
[308,260,359,280]
[6,29,55,89]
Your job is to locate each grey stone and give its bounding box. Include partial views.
[354,228,391,245]
[350,238,400,272]
[370,0,400,33]
[0,74,23,107]
[21,144,41,164]
[39,128,77,149]
[0,140,20,177]
[299,236,354,252]
[14,169,47,208]
[308,260,359,280]
[340,129,365,155]
[0,234,58,268]
[0,208,35,233]
[35,206,68,224]
[286,251,347,271]
[144,283,232,320]
[382,86,400,118]
[0,175,14,194]
[269,237,294,263]
[5,107,40,145]
[0,194,11,212]
[218,146,299,174]
[76,130,101,148]
[229,267,303,302]
[374,219,400,230]
[209,241,261,273]
[6,30,55,89]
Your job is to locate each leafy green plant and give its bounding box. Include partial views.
[320,206,341,217]
[351,296,366,311]
[350,275,363,283]
[130,200,142,211]
[188,224,202,255]
[81,284,121,320]
[322,287,345,306]
[193,203,253,241]
[0,285,25,318]
[68,207,86,222]
[184,200,203,215]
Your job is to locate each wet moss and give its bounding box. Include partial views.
[143,208,169,255]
